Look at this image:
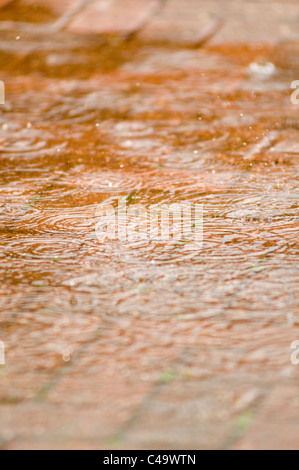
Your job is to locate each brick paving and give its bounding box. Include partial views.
[66,0,299,44]
[0,0,299,450]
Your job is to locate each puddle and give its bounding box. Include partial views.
[0,3,298,449]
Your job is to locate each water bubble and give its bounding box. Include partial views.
[63,351,71,362]
[249,61,276,77]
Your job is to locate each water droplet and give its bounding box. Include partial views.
[63,351,71,362]
[249,61,276,77]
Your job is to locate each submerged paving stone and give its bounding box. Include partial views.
[233,386,299,450]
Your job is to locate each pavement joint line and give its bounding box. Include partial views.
[221,385,271,450]
[31,322,112,403]
[111,348,189,443]
[27,316,141,400]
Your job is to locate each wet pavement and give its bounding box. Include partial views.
[0,0,299,450]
